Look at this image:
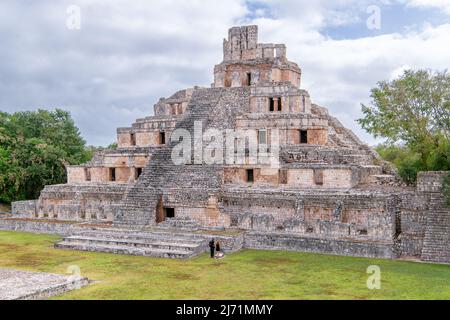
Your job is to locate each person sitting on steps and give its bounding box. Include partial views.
[214,241,225,259]
[215,241,221,253]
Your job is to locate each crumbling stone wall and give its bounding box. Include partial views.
[12,200,37,217]
[396,172,449,263]
[0,218,77,235]
[35,184,128,222]
[244,232,394,258]
[417,171,447,193]
[397,192,428,258]
[220,190,395,242]
[154,88,194,117]
[215,25,301,88]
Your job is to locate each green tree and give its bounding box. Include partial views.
[9,109,90,163]
[359,69,450,184]
[0,109,91,203]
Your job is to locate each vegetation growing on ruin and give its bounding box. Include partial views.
[0,109,91,203]
[359,69,450,184]
[0,231,448,300]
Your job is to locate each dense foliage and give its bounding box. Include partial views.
[0,109,91,203]
[375,140,450,185]
[359,69,450,204]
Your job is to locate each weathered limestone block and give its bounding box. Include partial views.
[417,171,448,193]
[12,200,37,217]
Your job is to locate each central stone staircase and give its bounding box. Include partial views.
[55,229,206,259]
[113,87,251,227]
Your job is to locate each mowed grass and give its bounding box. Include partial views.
[0,231,449,300]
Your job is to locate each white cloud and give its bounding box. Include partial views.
[248,8,450,145]
[0,0,449,146]
[402,0,450,14]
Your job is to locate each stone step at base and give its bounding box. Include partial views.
[63,235,202,252]
[55,241,198,259]
[70,231,204,245]
[54,227,210,259]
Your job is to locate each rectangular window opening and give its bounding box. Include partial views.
[130,133,136,146]
[269,98,275,112]
[247,72,252,86]
[135,167,143,180]
[159,131,166,145]
[246,169,254,183]
[164,207,175,218]
[300,130,308,144]
[109,168,116,182]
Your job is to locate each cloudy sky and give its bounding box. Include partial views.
[0,0,449,146]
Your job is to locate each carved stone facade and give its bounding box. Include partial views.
[8,26,449,263]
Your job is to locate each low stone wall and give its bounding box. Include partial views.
[244,232,394,259]
[37,183,129,221]
[417,171,448,193]
[12,200,37,216]
[221,190,396,242]
[0,218,77,235]
[196,232,245,253]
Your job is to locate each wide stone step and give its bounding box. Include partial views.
[63,236,202,252]
[55,241,196,259]
[71,231,204,245]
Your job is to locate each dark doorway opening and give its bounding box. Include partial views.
[300,130,308,144]
[159,131,166,145]
[246,72,252,86]
[164,207,175,218]
[109,168,116,182]
[269,98,275,112]
[130,133,136,146]
[135,167,143,179]
[246,169,254,183]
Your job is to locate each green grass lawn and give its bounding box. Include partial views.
[0,231,449,300]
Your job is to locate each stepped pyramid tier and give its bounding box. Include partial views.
[9,26,449,263]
